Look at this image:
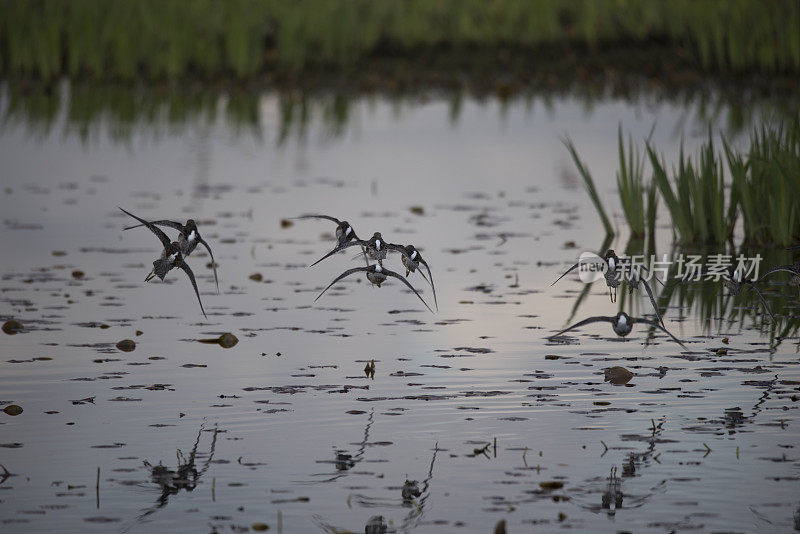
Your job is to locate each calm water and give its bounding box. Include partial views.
[1,86,799,533]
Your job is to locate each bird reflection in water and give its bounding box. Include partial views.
[313,439,439,534]
[601,466,624,514]
[397,443,439,531]
[133,423,219,524]
[304,410,374,484]
[575,419,670,517]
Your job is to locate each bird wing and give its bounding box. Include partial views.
[413,266,430,284]
[384,243,410,256]
[178,261,207,319]
[746,282,775,322]
[639,278,664,326]
[123,219,184,232]
[550,261,581,286]
[755,265,796,283]
[196,238,219,293]
[309,240,366,267]
[315,267,370,301]
[384,269,434,313]
[549,316,614,338]
[349,247,372,267]
[665,278,689,290]
[119,207,172,250]
[385,244,421,272]
[638,264,666,287]
[632,317,686,350]
[292,214,341,224]
[418,258,437,311]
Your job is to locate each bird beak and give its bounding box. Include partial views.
[144,270,155,282]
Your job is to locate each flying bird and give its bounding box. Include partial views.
[755,262,800,296]
[293,214,361,247]
[670,265,775,321]
[310,232,388,267]
[119,208,207,318]
[722,267,775,320]
[315,263,433,313]
[625,267,664,326]
[552,249,664,301]
[385,243,438,311]
[548,311,686,349]
[124,217,219,293]
[293,214,369,266]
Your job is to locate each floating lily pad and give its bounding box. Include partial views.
[3,404,23,416]
[2,320,23,335]
[116,339,135,352]
[218,333,239,348]
[604,366,633,385]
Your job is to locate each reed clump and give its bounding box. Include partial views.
[572,116,800,247]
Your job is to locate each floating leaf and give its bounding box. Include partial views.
[2,320,23,335]
[3,405,23,416]
[116,340,136,352]
[604,366,633,385]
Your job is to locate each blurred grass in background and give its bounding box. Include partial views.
[1,0,799,81]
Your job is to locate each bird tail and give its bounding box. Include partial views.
[150,258,172,281]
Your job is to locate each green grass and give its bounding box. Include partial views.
[647,132,735,246]
[729,122,800,246]
[616,125,649,238]
[573,118,800,248]
[1,0,799,81]
[563,137,614,236]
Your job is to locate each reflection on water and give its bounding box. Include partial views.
[2,77,798,148]
[313,438,439,534]
[306,410,374,484]
[562,235,800,348]
[1,81,800,533]
[133,423,219,526]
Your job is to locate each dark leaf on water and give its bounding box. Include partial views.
[2,320,24,335]
[199,332,239,348]
[3,405,23,416]
[116,339,135,352]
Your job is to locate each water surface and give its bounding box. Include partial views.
[1,86,799,533]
